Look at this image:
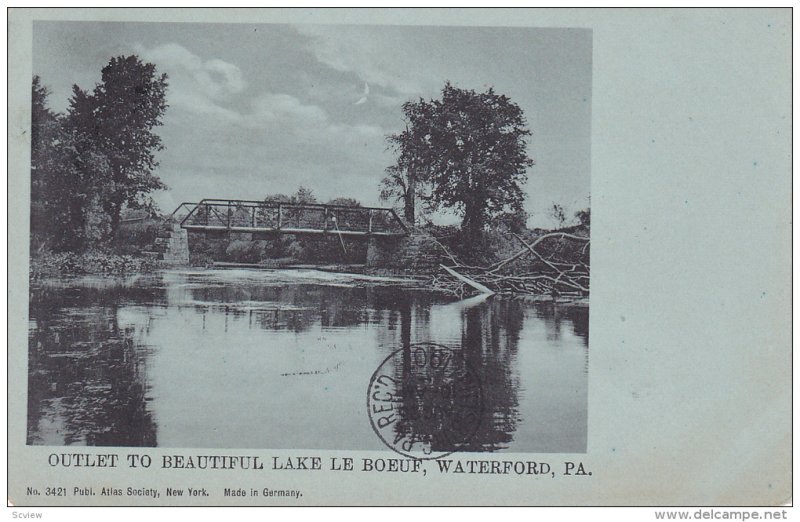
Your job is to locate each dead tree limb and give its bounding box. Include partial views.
[425,229,590,298]
[488,232,589,274]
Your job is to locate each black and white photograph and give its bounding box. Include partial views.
[26,21,591,454]
[9,7,791,510]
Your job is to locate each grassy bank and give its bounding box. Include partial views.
[30,217,164,280]
[30,251,159,280]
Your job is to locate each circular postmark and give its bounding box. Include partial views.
[367,342,483,459]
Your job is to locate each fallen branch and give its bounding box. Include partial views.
[440,265,495,296]
[509,233,589,292]
[428,230,590,298]
[488,232,589,274]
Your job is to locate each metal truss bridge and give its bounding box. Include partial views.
[169,199,409,238]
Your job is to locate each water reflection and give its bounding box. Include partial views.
[28,270,588,452]
[27,282,162,446]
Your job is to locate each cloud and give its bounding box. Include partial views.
[35,23,590,228]
[135,42,246,115]
[294,25,432,96]
[134,42,393,209]
[250,93,329,126]
[137,42,334,130]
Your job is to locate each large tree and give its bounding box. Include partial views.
[381,100,437,225]
[30,76,106,250]
[30,76,74,249]
[65,55,169,234]
[384,82,533,237]
[31,76,60,236]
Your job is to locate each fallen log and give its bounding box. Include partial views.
[440,265,495,296]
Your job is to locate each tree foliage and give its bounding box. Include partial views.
[30,76,99,250]
[575,208,590,227]
[326,197,361,208]
[250,188,364,263]
[31,76,66,248]
[65,56,169,232]
[30,56,169,252]
[381,100,438,225]
[551,204,567,228]
[383,82,533,237]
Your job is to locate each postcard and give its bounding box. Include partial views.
[7,8,791,507]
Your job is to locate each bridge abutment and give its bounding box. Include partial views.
[155,223,190,265]
[366,233,445,270]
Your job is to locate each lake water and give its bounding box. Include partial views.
[27,269,588,453]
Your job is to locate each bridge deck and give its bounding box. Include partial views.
[171,199,408,237]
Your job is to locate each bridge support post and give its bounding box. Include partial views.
[366,232,445,270]
[159,222,190,265]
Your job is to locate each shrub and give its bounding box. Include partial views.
[225,240,264,263]
[30,250,158,280]
[114,219,161,250]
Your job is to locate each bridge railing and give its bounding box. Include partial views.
[176,199,408,236]
[166,202,198,223]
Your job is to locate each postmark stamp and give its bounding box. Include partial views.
[367,342,483,459]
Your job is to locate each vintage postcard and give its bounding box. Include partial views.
[7,8,791,507]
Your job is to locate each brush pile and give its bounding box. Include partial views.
[429,232,590,299]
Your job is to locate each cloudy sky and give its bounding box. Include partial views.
[33,21,591,228]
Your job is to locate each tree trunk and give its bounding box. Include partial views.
[404,168,416,226]
[106,196,124,239]
[461,201,484,241]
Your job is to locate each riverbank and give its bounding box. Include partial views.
[29,251,159,280]
[29,256,588,306]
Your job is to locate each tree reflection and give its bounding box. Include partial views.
[383,298,527,454]
[532,302,589,344]
[459,299,525,451]
[27,298,158,446]
[28,274,588,451]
